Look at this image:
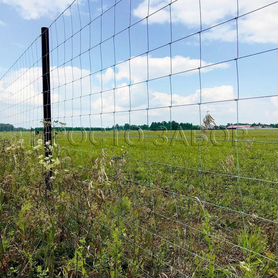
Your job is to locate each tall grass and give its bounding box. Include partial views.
[0,135,277,277]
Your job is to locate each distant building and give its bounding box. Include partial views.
[227,125,251,130]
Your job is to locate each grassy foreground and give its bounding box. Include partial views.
[0,129,277,277]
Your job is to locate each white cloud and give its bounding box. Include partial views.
[0,0,74,20]
[86,82,238,126]
[238,97,278,124]
[0,66,88,127]
[202,85,235,102]
[96,55,229,115]
[0,67,42,106]
[202,24,236,43]
[134,0,278,44]
[151,85,235,107]
[105,55,228,84]
[0,59,276,128]
[0,60,231,127]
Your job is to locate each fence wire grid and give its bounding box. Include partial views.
[0,0,278,277]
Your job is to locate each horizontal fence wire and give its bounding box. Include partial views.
[0,0,277,277]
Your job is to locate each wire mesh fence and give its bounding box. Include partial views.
[0,0,278,277]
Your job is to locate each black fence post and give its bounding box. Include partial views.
[41,27,52,190]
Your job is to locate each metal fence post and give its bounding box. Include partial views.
[41,27,52,190]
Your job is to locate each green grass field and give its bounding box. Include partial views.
[0,129,277,277]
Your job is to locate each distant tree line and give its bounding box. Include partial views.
[0,121,277,132]
[250,123,278,128]
[116,122,201,131]
[47,122,278,131]
[51,121,201,131]
[0,123,26,132]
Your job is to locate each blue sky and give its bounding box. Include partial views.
[0,5,48,74]
[0,0,277,128]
